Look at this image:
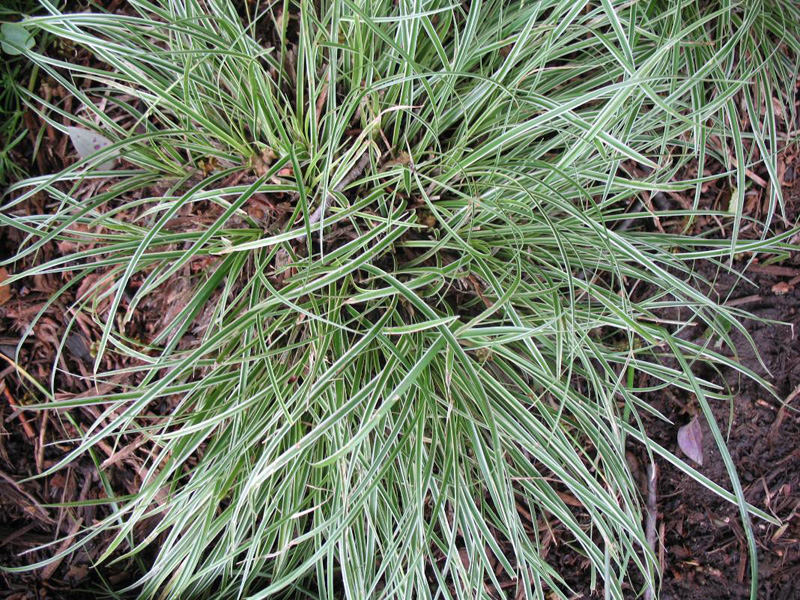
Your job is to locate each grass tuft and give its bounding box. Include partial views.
[1,0,799,598]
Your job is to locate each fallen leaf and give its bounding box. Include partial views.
[249,148,276,176]
[50,473,67,489]
[66,563,90,582]
[771,281,793,295]
[678,416,704,466]
[0,267,11,305]
[66,126,118,170]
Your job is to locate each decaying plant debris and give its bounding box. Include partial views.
[1,1,799,599]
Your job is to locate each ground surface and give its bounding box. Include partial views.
[2,162,799,600]
[1,4,799,599]
[538,180,800,600]
[652,183,800,600]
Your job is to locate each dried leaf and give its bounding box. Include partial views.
[66,563,90,583]
[0,267,11,305]
[66,126,118,170]
[249,148,276,176]
[65,333,93,364]
[677,416,704,466]
[771,281,793,295]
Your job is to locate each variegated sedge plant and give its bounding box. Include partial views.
[1,0,799,599]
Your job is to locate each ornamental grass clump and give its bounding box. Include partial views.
[1,0,799,598]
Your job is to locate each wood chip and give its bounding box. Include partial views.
[40,517,83,580]
[0,267,11,305]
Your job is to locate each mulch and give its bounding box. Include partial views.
[651,194,800,600]
[1,3,799,598]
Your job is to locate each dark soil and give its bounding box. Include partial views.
[2,185,798,600]
[642,179,800,600]
[1,4,799,599]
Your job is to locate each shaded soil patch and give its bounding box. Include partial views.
[639,180,800,600]
[2,179,798,600]
[1,2,799,598]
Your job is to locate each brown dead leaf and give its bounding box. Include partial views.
[249,148,277,177]
[50,472,67,489]
[771,281,793,295]
[66,563,90,583]
[678,416,704,466]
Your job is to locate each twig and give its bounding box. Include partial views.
[1,523,38,546]
[614,199,643,232]
[747,265,800,277]
[101,434,146,469]
[468,275,493,309]
[724,294,763,308]
[2,383,35,439]
[0,468,53,524]
[768,384,800,442]
[644,462,659,600]
[642,191,665,233]
[36,410,49,473]
[55,467,72,542]
[40,517,83,581]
